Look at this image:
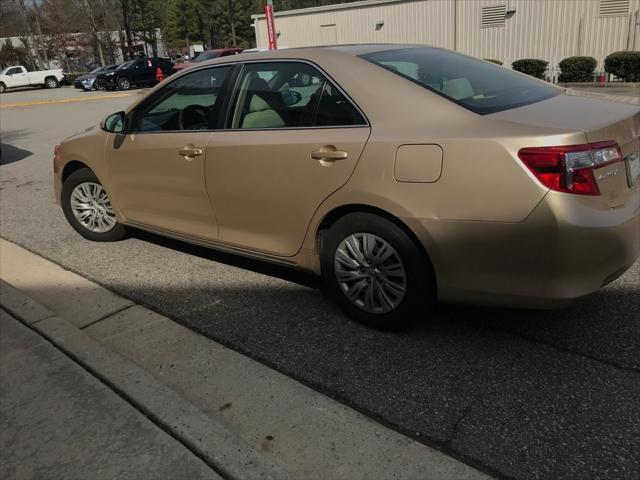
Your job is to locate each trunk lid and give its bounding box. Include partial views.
[490,92,640,207]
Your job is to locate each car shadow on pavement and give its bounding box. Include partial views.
[0,143,33,165]
[129,227,640,372]
[5,216,639,480]
[9,274,640,480]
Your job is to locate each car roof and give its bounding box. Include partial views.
[191,43,425,66]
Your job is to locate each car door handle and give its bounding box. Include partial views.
[178,145,203,158]
[311,149,348,161]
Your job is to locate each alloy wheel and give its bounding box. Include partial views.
[46,78,57,88]
[70,182,117,233]
[334,233,407,314]
[119,78,130,90]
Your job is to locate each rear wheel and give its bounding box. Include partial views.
[118,77,131,90]
[321,212,434,330]
[45,76,59,89]
[61,168,127,242]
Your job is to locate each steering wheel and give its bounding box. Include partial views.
[178,104,208,130]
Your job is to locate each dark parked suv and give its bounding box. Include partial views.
[98,57,174,90]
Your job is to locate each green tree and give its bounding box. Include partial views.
[0,38,38,69]
[165,0,200,52]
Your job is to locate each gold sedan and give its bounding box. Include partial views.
[54,45,640,329]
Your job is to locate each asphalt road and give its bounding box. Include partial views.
[1,86,639,480]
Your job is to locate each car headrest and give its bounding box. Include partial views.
[442,78,474,100]
[246,77,282,113]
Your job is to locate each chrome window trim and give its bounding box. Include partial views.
[128,63,238,134]
[227,58,370,129]
[128,58,370,134]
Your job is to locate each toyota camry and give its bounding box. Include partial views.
[53,45,640,329]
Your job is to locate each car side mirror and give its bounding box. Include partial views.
[101,111,126,134]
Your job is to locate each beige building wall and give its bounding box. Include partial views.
[253,0,640,72]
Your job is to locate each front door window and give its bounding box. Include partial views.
[131,66,232,132]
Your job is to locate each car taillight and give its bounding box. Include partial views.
[518,141,623,196]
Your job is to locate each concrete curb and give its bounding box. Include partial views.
[0,238,492,480]
[0,280,292,480]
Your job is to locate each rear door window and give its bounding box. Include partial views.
[361,47,559,115]
[229,61,366,129]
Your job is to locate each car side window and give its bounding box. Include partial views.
[7,67,22,75]
[131,66,232,133]
[314,81,367,127]
[229,61,365,129]
[159,59,173,70]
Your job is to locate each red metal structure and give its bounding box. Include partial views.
[265,0,277,50]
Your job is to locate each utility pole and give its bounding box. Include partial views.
[78,0,105,65]
[120,0,134,59]
[15,0,44,69]
[33,1,50,68]
[180,0,190,57]
[227,0,237,47]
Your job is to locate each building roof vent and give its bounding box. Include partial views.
[599,0,630,16]
[481,5,506,29]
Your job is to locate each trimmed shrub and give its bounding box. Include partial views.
[512,59,548,79]
[604,51,640,82]
[558,56,597,82]
[484,58,503,65]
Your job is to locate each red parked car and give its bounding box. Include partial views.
[172,48,244,72]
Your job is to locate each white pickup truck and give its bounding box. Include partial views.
[0,65,65,93]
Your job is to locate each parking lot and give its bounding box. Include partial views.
[1,85,639,479]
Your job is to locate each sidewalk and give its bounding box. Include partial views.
[0,238,492,480]
[0,309,220,480]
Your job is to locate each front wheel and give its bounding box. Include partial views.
[0,82,6,93]
[45,77,59,88]
[321,212,435,330]
[61,168,128,242]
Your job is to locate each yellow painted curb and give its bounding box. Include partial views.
[0,93,134,109]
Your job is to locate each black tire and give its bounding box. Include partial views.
[117,77,131,90]
[320,212,435,330]
[0,82,6,94]
[61,168,128,242]
[45,76,59,89]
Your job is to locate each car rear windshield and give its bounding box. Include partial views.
[361,47,559,115]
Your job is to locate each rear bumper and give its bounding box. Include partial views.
[406,189,640,308]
